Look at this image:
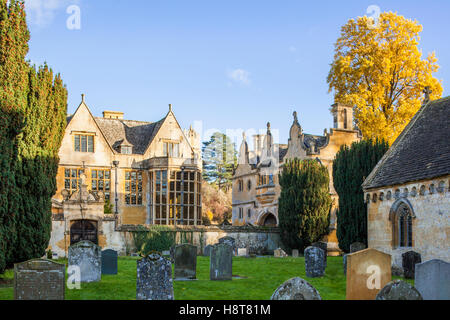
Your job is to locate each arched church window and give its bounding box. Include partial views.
[393,203,414,248]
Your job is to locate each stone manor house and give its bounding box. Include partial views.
[48,95,203,257]
[232,103,361,255]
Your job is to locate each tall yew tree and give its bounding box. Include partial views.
[332,139,389,253]
[278,159,332,252]
[0,0,67,272]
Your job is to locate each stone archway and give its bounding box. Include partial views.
[257,212,278,227]
[70,220,98,245]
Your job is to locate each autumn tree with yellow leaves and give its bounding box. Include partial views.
[327,12,442,145]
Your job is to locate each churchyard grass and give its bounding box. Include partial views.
[0,256,413,300]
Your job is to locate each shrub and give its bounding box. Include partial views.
[132,225,175,256]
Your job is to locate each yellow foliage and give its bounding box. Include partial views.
[327,12,443,145]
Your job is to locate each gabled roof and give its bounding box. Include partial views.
[95,117,164,155]
[363,96,450,190]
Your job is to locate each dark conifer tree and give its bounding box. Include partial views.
[0,1,67,272]
[332,139,389,253]
[278,158,332,252]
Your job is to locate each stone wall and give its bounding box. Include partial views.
[49,224,281,257]
[365,175,450,267]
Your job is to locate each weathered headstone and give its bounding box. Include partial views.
[312,242,327,267]
[304,246,326,278]
[210,243,233,281]
[415,259,450,300]
[292,249,299,258]
[346,248,391,300]
[203,245,213,257]
[174,244,197,280]
[343,254,348,275]
[375,280,423,300]
[14,259,65,300]
[136,253,174,300]
[350,242,366,253]
[237,248,248,257]
[271,277,322,300]
[402,251,421,279]
[274,248,288,258]
[101,249,118,275]
[68,240,101,283]
[218,236,236,249]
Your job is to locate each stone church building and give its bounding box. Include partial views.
[48,95,202,257]
[232,103,361,254]
[363,95,450,266]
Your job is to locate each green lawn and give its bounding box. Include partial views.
[0,256,412,300]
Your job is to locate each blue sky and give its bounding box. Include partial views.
[24,0,450,148]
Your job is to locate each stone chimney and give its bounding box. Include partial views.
[103,111,124,119]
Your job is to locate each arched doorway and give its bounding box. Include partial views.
[262,213,277,227]
[70,220,98,245]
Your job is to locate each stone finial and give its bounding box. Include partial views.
[423,86,432,104]
[293,111,298,124]
[168,104,172,112]
[242,131,246,140]
[81,93,85,102]
[267,122,271,132]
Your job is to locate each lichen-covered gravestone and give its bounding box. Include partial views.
[402,251,421,279]
[274,248,288,258]
[375,280,423,300]
[292,249,299,258]
[304,246,326,278]
[174,244,197,280]
[136,253,174,300]
[14,259,65,300]
[312,242,327,267]
[271,277,321,300]
[415,259,450,300]
[101,249,118,275]
[346,248,391,300]
[219,236,236,254]
[210,243,233,280]
[68,240,101,282]
[350,242,366,253]
[203,244,213,257]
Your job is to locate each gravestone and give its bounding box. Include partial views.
[101,249,118,275]
[312,242,327,267]
[136,253,174,300]
[219,236,236,254]
[350,242,366,253]
[271,277,322,300]
[203,245,213,257]
[346,248,391,300]
[402,251,421,279]
[14,259,65,300]
[210,243,233,280]
[304,246,326,278]
[292,249,299,258]
[237,248,248,257]
[375,280,422,300]
[68,240,101,282]
[415,259,450,300]
[174,244,197,280]
[343,254,348,275]
[274,248,288,258]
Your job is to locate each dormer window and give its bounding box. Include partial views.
[74,134,94,153]
[121,145,132,154]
